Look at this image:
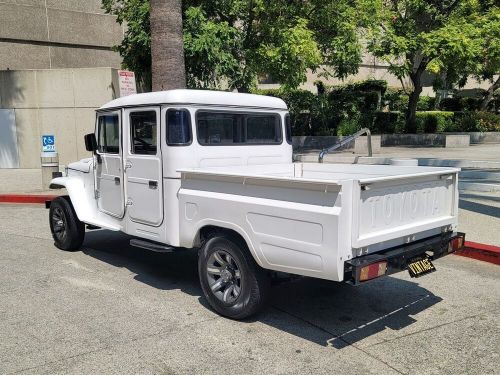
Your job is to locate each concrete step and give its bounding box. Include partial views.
[459,170,500,180]
[459,182,500,192]
[294,153,500,169]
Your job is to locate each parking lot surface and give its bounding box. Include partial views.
[0,204,499,375]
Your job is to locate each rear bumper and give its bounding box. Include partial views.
[344,232,465,285]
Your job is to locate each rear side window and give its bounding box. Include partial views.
[197,111,282,145]
[130,111,157,155]
[285,114,292,144]
[166,109,192,145]
[97,114,119,154]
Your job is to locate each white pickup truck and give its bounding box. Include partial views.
[48,90,465,319]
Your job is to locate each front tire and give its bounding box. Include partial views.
[49,197,85,251]
[198,235,270,320]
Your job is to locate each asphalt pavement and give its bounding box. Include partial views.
[0,204,499,375]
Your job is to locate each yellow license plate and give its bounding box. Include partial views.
[407,256,436,278]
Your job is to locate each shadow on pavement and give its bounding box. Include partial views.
[459,197,500,218]
[82,230,442,348]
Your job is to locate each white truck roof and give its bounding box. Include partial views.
[99,89,288,110]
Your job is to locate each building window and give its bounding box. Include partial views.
[97,114,119,154]
[130,111,157,155]
[196,111,282,146]
[166,109,192,145]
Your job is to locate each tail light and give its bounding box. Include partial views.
[448,234,465,253]
[359,261,387,282]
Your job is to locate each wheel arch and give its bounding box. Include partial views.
[50,176,96,224]
[193,223,264,268]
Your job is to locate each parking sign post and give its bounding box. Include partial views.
[41,135,59,190]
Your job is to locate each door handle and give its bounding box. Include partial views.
[114,177,120,185]
[149,180,158,189]
[125,161,132,170]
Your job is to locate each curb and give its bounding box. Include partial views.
[455,241,500,265]
[0,194,59,204]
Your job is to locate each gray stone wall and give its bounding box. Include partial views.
[0,1,123,70]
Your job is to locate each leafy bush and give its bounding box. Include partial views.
[417,96,436,111]
[439,97,462,111]
[415,111,454,133]
[475,111,500,131]
[337,116,361,136]
[459,97,482,111]
[371,111,404,134]
[255,83,499,136]
[383,88,408,112]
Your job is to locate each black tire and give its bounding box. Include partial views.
[198,234,271,320]
[49,196,85,251]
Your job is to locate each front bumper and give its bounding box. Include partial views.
[344,232,465,285]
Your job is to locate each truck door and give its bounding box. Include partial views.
[124,107,163,226]
[95,111,125,218]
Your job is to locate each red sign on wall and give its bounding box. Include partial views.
[118,70,137,97]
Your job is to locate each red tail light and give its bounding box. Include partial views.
[448,235,465,253]
[359,261,387,282]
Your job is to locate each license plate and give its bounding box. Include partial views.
[407,256,436,278]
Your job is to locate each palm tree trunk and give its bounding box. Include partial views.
[150,0,186,91]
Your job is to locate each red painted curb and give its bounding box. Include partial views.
[0,194,59,204]
[455,241,500,265]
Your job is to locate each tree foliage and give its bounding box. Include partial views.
[102,0,364,92]
[102,0,151,90]
[361,0,499,132]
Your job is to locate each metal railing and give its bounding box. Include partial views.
[318,128,372,163]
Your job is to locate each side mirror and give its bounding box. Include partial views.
[84,133,97,152]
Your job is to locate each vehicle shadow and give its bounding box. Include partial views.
[82,230,442,348]
[263,276,442,348]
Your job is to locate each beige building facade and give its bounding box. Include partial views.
[0,1,125,170]
[0,0,123,70]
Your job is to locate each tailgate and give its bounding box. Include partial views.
[351,169,459,248]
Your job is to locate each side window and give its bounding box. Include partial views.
[245,115,281,144]
[97,114,120,154]
[130,111,157,155]
[285,114,292,144]
[197,112,241,145]
[166,109,192,145]
[196,111,282,145]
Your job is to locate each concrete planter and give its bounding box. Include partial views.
[381,133,471,148]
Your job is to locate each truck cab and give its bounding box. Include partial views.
[48,89,464,319]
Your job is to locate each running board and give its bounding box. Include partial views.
[130,239,175,253]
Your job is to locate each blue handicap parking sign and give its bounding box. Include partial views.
[42,135,55,152]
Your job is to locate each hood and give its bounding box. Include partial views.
[67,158,93,173]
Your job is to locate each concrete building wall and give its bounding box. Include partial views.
[0,0,123,70]
[0,68,121,168]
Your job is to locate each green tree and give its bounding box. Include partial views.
[103,0,364,92]
[102,0,151,90]
[425,2,500,111]
[362,0,495,132]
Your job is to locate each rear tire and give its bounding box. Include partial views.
[198,234,270,320]
[49,197,85,251]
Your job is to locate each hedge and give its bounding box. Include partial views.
[253,81,500,135]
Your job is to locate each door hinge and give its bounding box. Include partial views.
[94,190,100,199]
[126,198,133,206]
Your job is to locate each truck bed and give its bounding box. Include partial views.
[178,163,459,281]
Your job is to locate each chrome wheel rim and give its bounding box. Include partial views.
[51,207,67,242]
[206,250,242,304]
